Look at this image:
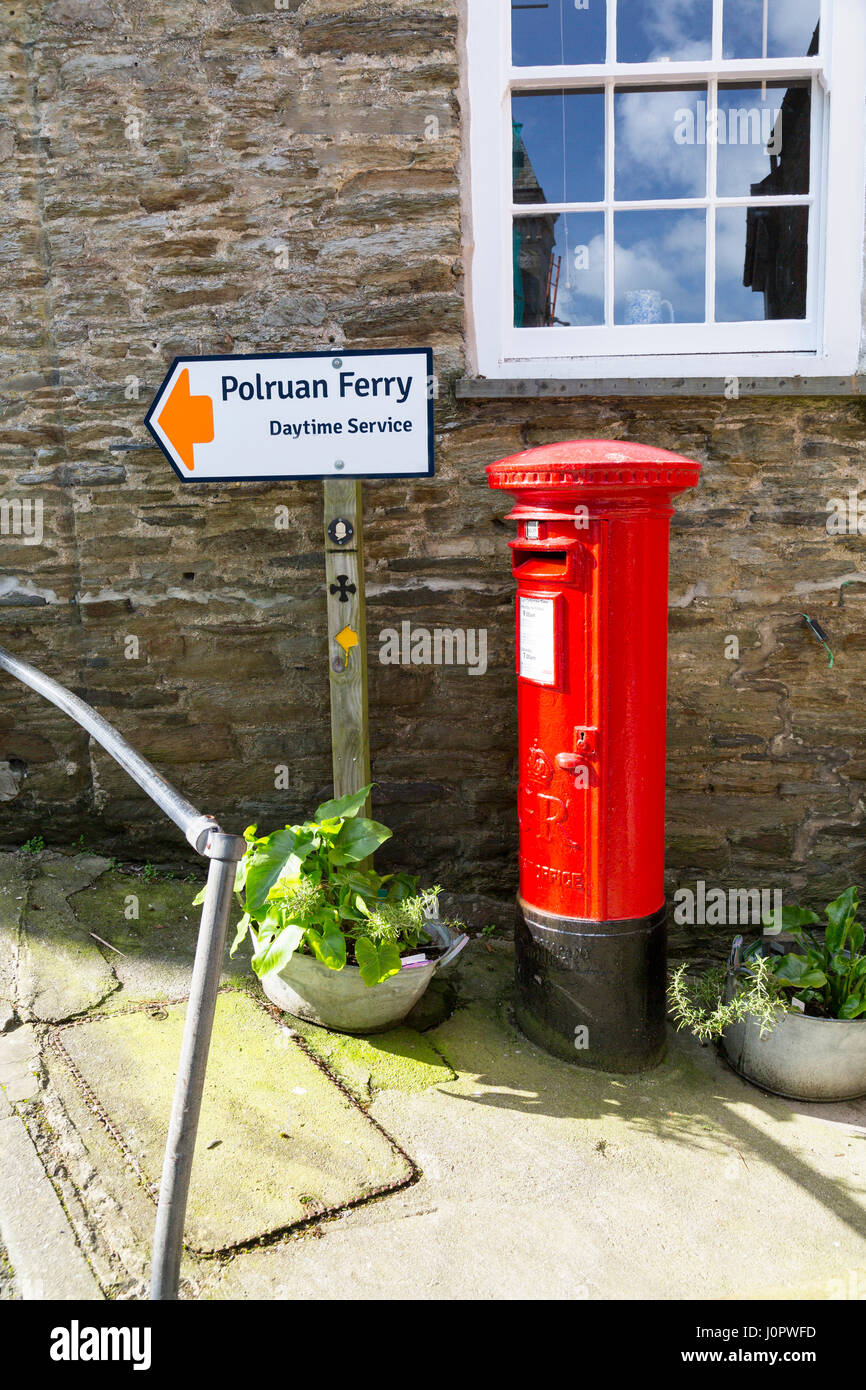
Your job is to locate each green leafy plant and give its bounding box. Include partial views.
[20,835,45,855]
[669,885,866,1041]
[759,885,866,1020]
[668,953,788,1043]
[197,785,455,988]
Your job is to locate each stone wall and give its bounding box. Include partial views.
[1,1,865,951]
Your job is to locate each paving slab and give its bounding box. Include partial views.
[0,1024,40,1103]
[0,855,32,1027]
[292,1018,456,1102]
[0,1239,15,1299]
[0,853,118,1023]
[66,867,251,1006]
[51,990,413,1252]
[214,943,866,1302]
[0,1114,102,1300]
[2,855,865,1301]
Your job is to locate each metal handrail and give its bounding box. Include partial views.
[0,642,246,1300]
[0,645,216,853]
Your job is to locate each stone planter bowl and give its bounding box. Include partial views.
[722,938,866,1101]
[259,918,469,1034]
[722,1008,866,1102]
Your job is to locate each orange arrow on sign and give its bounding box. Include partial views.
[157,368,214,472]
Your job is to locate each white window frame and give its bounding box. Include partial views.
[465,0,866,380]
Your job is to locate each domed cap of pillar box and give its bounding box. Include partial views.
[486,439,701,516]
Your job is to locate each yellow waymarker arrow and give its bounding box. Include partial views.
[335,625,358,661]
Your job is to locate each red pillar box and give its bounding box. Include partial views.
[487,440,701,1072]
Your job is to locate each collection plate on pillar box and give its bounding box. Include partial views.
[145,347,434,482]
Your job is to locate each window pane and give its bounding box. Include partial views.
[615,88,707,201]
[514,213,605,327]
[614,210,706,324]
[512,0,607,67]
[512,92,604,205]
[717,206,808,321]
[716,83,810,198]
[617,0,712,63]
[724,0,820,60]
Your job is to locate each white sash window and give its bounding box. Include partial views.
[466,0,865,379]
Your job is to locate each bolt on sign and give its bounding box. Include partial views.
[145,348,434,481]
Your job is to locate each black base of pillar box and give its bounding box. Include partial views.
[514,897,668,1073]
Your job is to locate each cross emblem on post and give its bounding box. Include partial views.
[329,574,356,603]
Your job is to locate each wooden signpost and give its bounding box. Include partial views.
[146,346,434,801]
[143,346,434,1299]
[323,479,371,811]
[143,346,434,1300]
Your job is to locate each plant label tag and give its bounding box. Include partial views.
[790,996,805,1012]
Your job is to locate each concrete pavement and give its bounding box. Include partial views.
[0,852,864,1300]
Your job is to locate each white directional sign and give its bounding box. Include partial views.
[145,347,434,481]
